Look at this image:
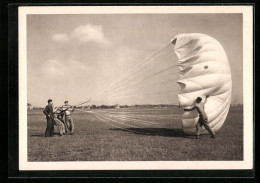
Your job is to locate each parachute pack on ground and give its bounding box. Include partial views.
[172,33,232,134]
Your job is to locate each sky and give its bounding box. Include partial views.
[27,14,243,107]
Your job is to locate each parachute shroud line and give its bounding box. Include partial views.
[94,114,153,135]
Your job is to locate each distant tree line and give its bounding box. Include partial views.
[28,103,242,110]
[78,104,179,109]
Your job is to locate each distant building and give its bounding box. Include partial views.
[231,103,243,107]
[114,104,120,109]
[27,103,33,110]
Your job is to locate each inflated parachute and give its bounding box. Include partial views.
[171,33,232,134]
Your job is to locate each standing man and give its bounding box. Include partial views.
[61,101,75,135]
[43,99,54,137]
[185,95,215,139]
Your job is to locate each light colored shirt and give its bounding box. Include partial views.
[61,105,74,116]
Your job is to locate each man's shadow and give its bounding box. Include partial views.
[30,132,62,137]
[30,129,197,139]
[110,128,195,139]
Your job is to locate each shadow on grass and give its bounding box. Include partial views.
[110,128,196,139]
[30,132,63,137]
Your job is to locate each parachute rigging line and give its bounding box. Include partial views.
[93,111,180,120]
[97,78,178,101]
[93,112,159,125]
[88,89,179,103]
[74,43,174,106]
[95,114,141,128]
[93,112,166,134]
[89,58,177,101]
[93,113,152,135]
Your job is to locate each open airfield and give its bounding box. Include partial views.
[27,106,243,161]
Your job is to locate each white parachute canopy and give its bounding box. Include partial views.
[172,33,232,134]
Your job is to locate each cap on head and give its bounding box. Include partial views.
[64,101,68,104]
[196,97,202,103]
[47,99,52,103]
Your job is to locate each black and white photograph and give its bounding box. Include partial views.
[18,6,253,170]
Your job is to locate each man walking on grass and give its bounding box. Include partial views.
[185,95,215,139]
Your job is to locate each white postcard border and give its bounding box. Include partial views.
[19,6,253,170]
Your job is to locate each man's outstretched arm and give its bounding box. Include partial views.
[203,95,210,104]
[184,106,196,111]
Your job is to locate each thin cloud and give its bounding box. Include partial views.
[51,33,69,42]
[71,24,111,46]
[39,59,88,79]
[68,59,88,71]
[45,59,66,77]
[52,24,111,47]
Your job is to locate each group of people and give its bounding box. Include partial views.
[42,95,215,139]
[43,99,75,137]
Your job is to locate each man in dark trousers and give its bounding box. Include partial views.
[185,95,215,139]
[43,99,54,137]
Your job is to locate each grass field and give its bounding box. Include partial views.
[27,106,243,161]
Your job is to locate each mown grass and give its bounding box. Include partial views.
[27,106,243,161]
